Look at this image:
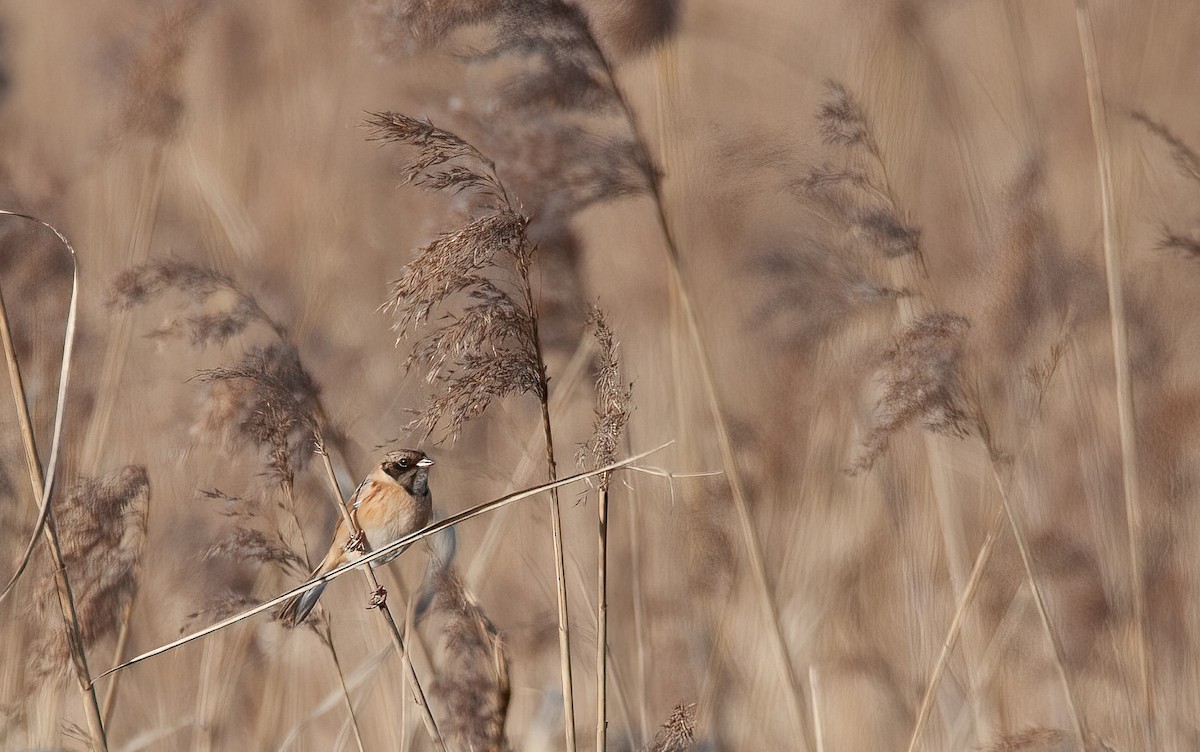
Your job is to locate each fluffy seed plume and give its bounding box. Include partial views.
[576,305,632,488]
[369,112,545,441]
[852,311,972,473]
[428,571,511,752]
[639,702,697,752]
[29,466,150,680]
[196,341,324,485]
[1133,111,1200,186]
[108,259,282,347]
[800,82,922,262]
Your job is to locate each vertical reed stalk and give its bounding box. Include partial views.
[572,31,811,747]
[517,256,578,752]
[1074,2,1152,742]
[596,483,609,752]
[313,441,447,752]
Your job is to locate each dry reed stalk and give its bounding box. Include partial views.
[905,338,1081,751]
[312,442,447,752]
[577,306,632,752]
[93,444,669,681]
[0,213,106,752]
[1074,2,1152,742]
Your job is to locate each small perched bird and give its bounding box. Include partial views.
[279,449,434,625]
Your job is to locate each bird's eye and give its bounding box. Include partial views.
[398,457,410,468]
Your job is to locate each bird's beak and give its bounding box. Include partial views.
[417,457,434,468]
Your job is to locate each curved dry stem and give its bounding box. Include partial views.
[0,211,80,601]
[0,211,106,752]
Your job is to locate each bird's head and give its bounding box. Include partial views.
[379,449,434,495]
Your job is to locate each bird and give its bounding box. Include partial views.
[278,449,434,625]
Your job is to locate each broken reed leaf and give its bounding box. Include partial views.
[429,571,511,752]
[30,466,150,680]
[577,306,632,484]
[640,702,697,752]
[1133,111,1200,186]
[852,310,973,474]
[818,80,878,153]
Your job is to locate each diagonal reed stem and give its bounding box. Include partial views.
[93,444,669,682]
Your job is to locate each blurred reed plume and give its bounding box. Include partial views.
[29,466,149,681]
[852,310,972,473]
[113,0,208,145]
[799,80,922,263]
[424,567,511,752]
[1134,112,1200,258]
[640,702,696,752]
[108,259,331,479]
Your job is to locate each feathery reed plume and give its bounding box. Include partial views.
[639,702,696,752]
[578,306,633,484]
[984,727,1068,752]
[576,305,632,752]
[108,259,285,346]
[108,261,378,751]
[370,110,577,750]
[798,81,922,263]
[750,244,901,349]
[851,310,971,473]
[1133,112,1200,186]
[1133,113,1200,261]
[113,0,208,144]
[29,467,150,681]
[426,570,511,752]
[196,342,323,485]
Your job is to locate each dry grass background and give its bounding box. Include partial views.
[1,0,1199,750]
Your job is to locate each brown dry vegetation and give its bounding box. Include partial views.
[1,1,1199,750]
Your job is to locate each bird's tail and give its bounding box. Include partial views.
[278,551,338,626]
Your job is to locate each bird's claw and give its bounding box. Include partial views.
[345,530,368,553]
[367,586,387,610]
